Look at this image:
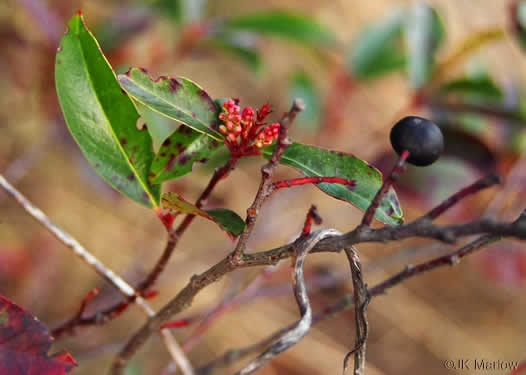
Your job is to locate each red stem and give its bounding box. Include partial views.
[302,205,323,236]
[423,174,501,220]
[271,177,356,191]
[359,150,410,228]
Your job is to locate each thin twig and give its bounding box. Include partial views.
[110,100,305,375]
[359,150,409,229]
[52,156,239,338]
[343,247,369,375]
[0,173,195,375]
[198,229,507,374]
[422,174,501,220]
[230,98,305,262]
[236,229,342,375]
[109,192,526,373]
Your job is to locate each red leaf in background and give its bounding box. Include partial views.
[476,243,526,287]
[0,295,77,375]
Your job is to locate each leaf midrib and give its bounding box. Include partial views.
[74,18,157,208]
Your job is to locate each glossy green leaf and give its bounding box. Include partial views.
[263,143,403,225]
[118,68,222,140]
[162,192,246,237]
[149,124,223,184]
[348,8,406,80]
[55,13,160,208]
[224,11,337,46]
[136,102,179,151]
[405,3,445,89]
[289,72,321,132]
[438,74,503,101]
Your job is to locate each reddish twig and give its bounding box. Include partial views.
[110,99,305,375]
[197,226,510,374]
[422,174,501,220]
[359,150,410,228]
[302,205,323,236]
[108,170,526,374]
[230,98,306,263]
[52,156,239,338]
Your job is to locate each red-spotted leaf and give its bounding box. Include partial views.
[55,13,160,208]
[149,124,223,184]
[263,143,403,225]
[118,68,222,140]
[0,295,77,375]
[161,192,246,237]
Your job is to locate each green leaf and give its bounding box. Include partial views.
[150,0,207,23]
[206,33,263,73]
[223,10,337,46]
[438,74,503,102]
[55,13,160,208]
[511,0,526,50]
[118,68,222,140]
[136,102,179,152]
[149,124,223,184]
[289,72,321,132]
[405,3,445,89]
[162,192,246,237]
[347,8,406,80]
[263,143,403,225]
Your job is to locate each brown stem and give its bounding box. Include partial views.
[109,99,305,375]
[230,98,306,263]
[198,229,507,374]
[52,156,239,339]
[343,247,369,375]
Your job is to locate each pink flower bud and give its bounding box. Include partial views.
[235,125,242,134]
[219,125,227,134]
[226,122,234,130]
[228,133,237,142]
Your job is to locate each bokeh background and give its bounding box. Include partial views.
[2,0,526,374]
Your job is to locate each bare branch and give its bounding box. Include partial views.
[422,174,501,220]
[0,173,195,375]
[199,230,508,374]
[343,248,369,375]
[231,98,305,262]
[236,229,342,375]
[108,169,526,375]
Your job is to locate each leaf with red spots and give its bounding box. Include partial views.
[0,295,77,375]
[161,192,246,238]
[118,68,222,141]
[263,143,403,225]
[55,13,160,208]
[149,124,223,184]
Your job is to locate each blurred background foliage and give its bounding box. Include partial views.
[2,0,526,374]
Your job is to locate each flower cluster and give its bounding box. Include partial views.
[218,99,280,156]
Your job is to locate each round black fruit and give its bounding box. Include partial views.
[390,116,444,166]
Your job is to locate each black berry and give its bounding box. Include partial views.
[390,116,444,166]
